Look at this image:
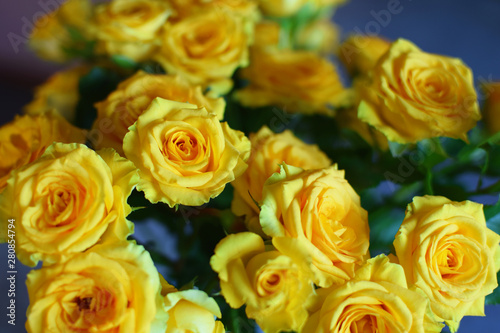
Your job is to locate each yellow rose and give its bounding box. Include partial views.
[393,196,500,330]
[164,289,225,333]
[258,0,308,17]
[92,71,225,155]
[155,9,250,95]
[358,39,481,143]
[29,0,92,62]
[169,0,259,21]
[24,66,89,123]
[25,241,167,333]
[303,255,444,333]
[235,48,347,115]
[0,112,86,192]
[231,126,331,235]
[94,0,172,61]
[254,21,281,48]
[296,20,340,54]
[259,163,370,287]
[339,35,391,75]
[210,232,316,332]
[482,82,500,134]
[123,98,250,207]
[0,143,138,266]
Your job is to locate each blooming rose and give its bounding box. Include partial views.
[92,71,225,155]
[303,255,443,333]
[260,164,370,287]
[123,98,250,207]
[235,48,347,115]
[164,289,225,333]
[231,126,331,235]
[482,82,500,134]
[394,196,500,330]
[155,9,250,95]
[25,242,167,333]
[0,112,86,192]
[24,66,89,123]
[210,232,316,332]
[29,0,93,62]
[339,35,391,75]
[0,143,138,266]
[94,0,172,61]
[358,39,481,143]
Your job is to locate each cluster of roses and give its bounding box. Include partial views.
[27,0,347,115]
[2,0,500,332]
[216,154,500,332]
[0,109,239,332]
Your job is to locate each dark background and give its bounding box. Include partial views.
[1,0,500,332]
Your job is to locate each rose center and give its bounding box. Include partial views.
[257,271,283,296]
[46,186,75,226]
[75,297,93,311]
[437,245,464,278]
[165,131,201,162]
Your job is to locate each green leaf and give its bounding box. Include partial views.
[484,196,500,305]
[388,141,410,157]
[75,67,123,130]
[368,207,405,253]
[485,271,500,305]
[111,54,137,70]
[179,277,198,291]
[485,196,500,235]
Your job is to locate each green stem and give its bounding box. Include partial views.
[230,308,242,333]
[424,169,434,195]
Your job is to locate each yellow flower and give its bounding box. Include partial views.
[393,196,500,330]
[25,241,167,333]
[169,0,259,21]
[482,82,500,134]
[254,21,281,48]
[155,9,250,95]
[0,143,138,266]
[257,0,308,17]
[0,112,86,193]
[339,35,391,75]
[92,71,225,155]
[259,164,370,287]
[303,255,444,333]
[296,20,340,54]
[210,232,316,332]
[94,0,172,61]
[235,48,347,115]
[29,0,92,62]
[358,39,481,143]
[24,66,89,123]
[123,98,250,207]
[164,289,225,333]
[231,126,331,235]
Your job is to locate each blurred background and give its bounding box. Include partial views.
[1,0,500,332]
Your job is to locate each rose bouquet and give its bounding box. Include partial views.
[2,0,500,332]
